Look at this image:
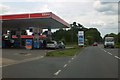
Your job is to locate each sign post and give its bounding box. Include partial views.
[78,31,84,47]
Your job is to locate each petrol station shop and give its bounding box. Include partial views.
[1,12,70,49]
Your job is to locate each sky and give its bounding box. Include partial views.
[0,0,119,37]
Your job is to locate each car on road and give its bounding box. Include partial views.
[46,41,59,49]
[92,42,98,46]
[58,41,65,49]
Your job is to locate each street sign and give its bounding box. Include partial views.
[78,31,84,46]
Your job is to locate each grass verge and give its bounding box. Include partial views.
[115,44,120,48]
[46,47,83,57]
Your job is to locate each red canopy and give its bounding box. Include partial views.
[1,12,70,30]
[12,35,46,39]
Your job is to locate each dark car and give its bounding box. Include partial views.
[92,42,98,46]
[58,41,65,49]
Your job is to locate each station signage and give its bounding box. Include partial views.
[25,39,32,49]
[78,31,84,46]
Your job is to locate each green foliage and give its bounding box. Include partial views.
[52,22,102,45]
[85,28,102,45]
[46,47,81,57]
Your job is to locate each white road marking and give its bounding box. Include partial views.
[101,49,119,59]
[101,49,113,55]
[107,52,112,55]
[71,57,74,60]
[103,50,107,52]
[54,70,61,75]
[115,56,119,59]
[63,64,67,68]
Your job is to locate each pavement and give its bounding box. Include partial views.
[2,49,54,66]
[1,45,119,78]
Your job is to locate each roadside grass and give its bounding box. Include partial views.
[65,43,78,48]
[46,46,83,57]
[115,43,120,48]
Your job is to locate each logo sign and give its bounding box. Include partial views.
[25,39,32,49]
[42,13,50,16]
[78,31,84,46]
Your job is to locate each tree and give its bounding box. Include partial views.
[85,28,102,45]
[52,22,102,45]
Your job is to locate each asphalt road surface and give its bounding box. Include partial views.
[2,45,119,78]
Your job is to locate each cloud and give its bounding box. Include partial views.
[90,20,106,27]
[0,1,118,37]
[0,4,10,15]
[25,0,95,2]
[93,0,118,15]
[34,4,52,12]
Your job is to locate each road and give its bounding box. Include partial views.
[55,45,118,78]
[2,45,119,78]
[2,49,53,66]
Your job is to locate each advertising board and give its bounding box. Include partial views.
[25,39,32,49]
[78,31,84,46]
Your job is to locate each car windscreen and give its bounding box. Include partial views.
[105,38,114,42]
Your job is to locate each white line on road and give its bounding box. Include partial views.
[103,50,107,52]
[107,52,112,55]
[71,57,74,60]
[114,56,120,59]
[54,70,61,76]
[102,49,112,55]
[63,64,67,68]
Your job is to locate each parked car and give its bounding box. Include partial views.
[92,42,98,46]
[46,41,58,49]
[58,41,65,49]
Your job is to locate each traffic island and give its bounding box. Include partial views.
[46,47,83,57]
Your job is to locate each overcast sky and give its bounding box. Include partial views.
[0,0,119,37]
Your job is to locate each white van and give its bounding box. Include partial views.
[104,37,115,48]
